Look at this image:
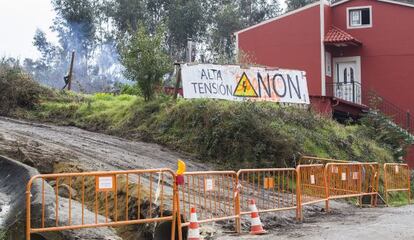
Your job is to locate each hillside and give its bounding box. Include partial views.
[9,91,405,169]
[1,63,410,169]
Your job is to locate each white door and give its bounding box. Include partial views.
[334,60,361,104]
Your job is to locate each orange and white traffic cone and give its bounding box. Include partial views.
[188,207,201,240]
[248,199,266,235]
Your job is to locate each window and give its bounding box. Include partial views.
[347,7,372,28]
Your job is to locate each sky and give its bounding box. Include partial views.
[0,0,58,60]
[0,0,288,60]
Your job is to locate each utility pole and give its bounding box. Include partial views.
[67,51,75,91]
[187,38,193,63]
[173,63,182,100]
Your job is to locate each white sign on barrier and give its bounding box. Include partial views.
[395,165,399,173]
[181,64,310,104]
[205,178,214,191]
[310,175,315,185]
[352,172,359,180]
[96,175,116,192]
[341,172,347,181]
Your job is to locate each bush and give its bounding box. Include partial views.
[120,24,172,101]
[0,58,50,115]
[360,112,414,161]
[0,230,6,240]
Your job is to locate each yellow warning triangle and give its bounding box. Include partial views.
[233,72,258,97]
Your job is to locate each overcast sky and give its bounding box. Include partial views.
[0,0,287,60]
[0,0,58,60]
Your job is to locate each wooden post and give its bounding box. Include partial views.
[173,63,182,100]
[67,51,75,91]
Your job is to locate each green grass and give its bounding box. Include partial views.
[386,192,412,207]
[21,92,402,170]
[0,229,6,240]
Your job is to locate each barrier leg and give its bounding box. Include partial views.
[26,189,31,240]
[235,191,241,234]
[325,199,330,213]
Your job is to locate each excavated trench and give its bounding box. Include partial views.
[0,156,123,240]
[0,155,184,240]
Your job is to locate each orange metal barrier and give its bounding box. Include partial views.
[176,171,239,240]
[26,161,407,239]
[384,163,411,205]
[296,164,327,221]
[299,156,350,165]
[236,168,298,227]
[26,168,177,240]
[325,163,379,211]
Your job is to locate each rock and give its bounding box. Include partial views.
[57,184,78,199]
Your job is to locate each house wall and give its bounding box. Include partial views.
[331,0,414,167]
[237,4,322,96]
[331,0,414,114]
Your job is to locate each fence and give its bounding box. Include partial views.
[26,161,409,239]
[236,168,298,226]
[325,163,379,211]
[298,156,350,165]
[26,168,177,240]
[383,163,411,205]
[326,82,362,104]
[296,164,327,221]
[176,171,239,240]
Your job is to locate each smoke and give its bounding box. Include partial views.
[25,21,131,93]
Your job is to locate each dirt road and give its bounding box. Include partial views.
[1,117,413,240]
[0,117,208,173]
[216,202,414,240]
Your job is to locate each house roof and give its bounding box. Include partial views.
[331,0,414,8]
[324,26,362,46]
[235,0,414,36]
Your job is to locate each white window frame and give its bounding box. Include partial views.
[347,6,372,29]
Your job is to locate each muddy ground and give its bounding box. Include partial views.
[216,202,414,240]
[0,117,413,240]
[0,117,209,173]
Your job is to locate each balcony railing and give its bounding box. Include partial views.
[363,90,413,135]
[327,82,362,104]
[326,82,413,134]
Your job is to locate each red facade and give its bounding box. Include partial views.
[236,0,414,167]
[237,3,322,96]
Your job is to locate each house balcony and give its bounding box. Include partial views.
[327,82,362,105]
[310,81,368,122]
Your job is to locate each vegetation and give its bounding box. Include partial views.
[0,58,52,115]
[0,230,6,240]
[360,112,414,161]
[12,89,408,170]
[120,25,172,101]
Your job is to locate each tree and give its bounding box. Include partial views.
[209,3,242,62]
[167,0,206,60]
[286,0,315,12]
[239,0,282,26]
[120,25,172,101]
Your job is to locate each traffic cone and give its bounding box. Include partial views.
[248,199,266,235]
[188,207,201,240]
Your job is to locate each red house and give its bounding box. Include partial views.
[235,0,414,166]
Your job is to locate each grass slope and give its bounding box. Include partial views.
[20,92,396,169]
